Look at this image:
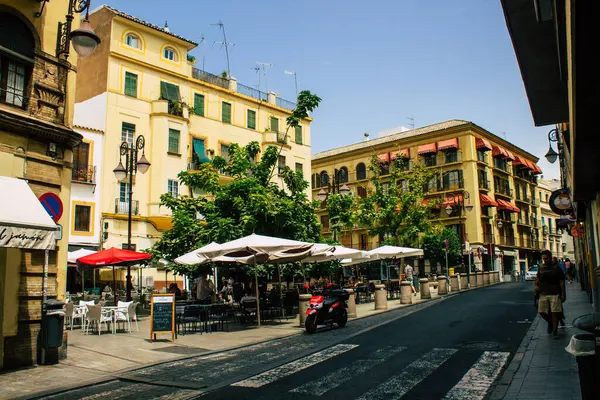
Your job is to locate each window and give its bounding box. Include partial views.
[119,183,130,202]
[270,116,279,132]
[194,93,205,116]
[192,138,210,163]
[295,125,303,144]
[360,234,368,250]
[163,46,178,61]
[357,186,367,198]
[168,128,180,153]
[125,33,141,49]
[220,144,230,162]
[74,204,92,233]
[247,109,256,129]
[278,155,286,173]
[478,169,488,189]
[295,162,303,175]
[320,215,330,231]
[400,179,409,192]
[73,142,90,169]
[222,101,232,123]
[121,122,135,144]
[493,157,508,171]
[442,170,463,190]
[320,171,329,186]
[124,72,137,97]
[545,193,549,202]
[356,163,367,180]
[477,149,487,163]
[160,81,180,102]
[426,176,439,192]
[423,153,437,167]
[444,149,458,163]
[167,179,179,197]
[0,13,34,108]
[338,167,349,183]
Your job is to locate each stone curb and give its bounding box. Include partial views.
[21,283,505,399]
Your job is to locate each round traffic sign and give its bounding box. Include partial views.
[39,192,63,223]
[571,224,584,237]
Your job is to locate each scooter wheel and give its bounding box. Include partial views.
[305,314,318,334]
[337,309,348,328]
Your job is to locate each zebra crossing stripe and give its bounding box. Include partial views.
[290,345,407,396]
[231,344,359,388]
[356,348,457,400]
[443,351,510,400]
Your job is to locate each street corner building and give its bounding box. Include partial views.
[311,120,550,277]
[0,0,98,369]
[69,5,312,291]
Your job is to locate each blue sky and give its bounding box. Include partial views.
[103,0,559,179]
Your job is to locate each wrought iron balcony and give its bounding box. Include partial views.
[192,67,229,89]
[114,198,139,215]
[72,165,96,184]
[499,236,516,246]
[275,97,297,111]
[236,83,268,102]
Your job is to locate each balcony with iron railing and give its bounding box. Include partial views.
[420,150,463,167]
[477,151,489,164]
[424,179,464,194]
[499,235,516,246]
[114,198,139,215]
[517,216,533,226]
[236,82,268,102]
[478,179,490,190]
[483,233,494,243]
[493,158,513,174]
[494,185,513,198]
[276,97,297,111]
[72,165,97,184]
[192,67,229,89]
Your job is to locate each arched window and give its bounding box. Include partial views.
[311,173,316,189]
[0,11,35,108]
[356,163,366,180]
[338,166,349,183]
[320,171,329,187]
[124,33,142,49]
[163,46,178,62]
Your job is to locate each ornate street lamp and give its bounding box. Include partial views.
[113,135,151,301]
[444,191,473,216]
[545,128,559,164]
[53,0,101,58]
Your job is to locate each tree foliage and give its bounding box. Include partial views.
[355,153,441,247]
[422,227,462,271]
[150,91,322,276]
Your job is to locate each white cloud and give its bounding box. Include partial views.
[378,125,411,137]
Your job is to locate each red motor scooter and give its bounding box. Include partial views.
[305,285,349,334]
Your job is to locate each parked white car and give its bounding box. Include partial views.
[525,266,538,281]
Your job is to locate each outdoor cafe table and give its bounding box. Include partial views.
[102,306,128,334]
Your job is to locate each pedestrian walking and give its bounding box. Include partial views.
[536,250,566,339]
[404,263,416,295]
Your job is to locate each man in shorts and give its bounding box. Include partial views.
[404,263,416,295]
[536,250,566,339]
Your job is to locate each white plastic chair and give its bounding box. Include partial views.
[64,303,86,330]
[85,304,112,335]
[115,301,138,333]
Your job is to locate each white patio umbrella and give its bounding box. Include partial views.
[303,245,365,263]
[174,242,222,265]
[367,245,424,281]
[197,234,314,326]
[67,248,97,293]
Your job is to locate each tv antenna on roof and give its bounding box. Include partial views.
[407,117,415,130]
[252,66,261,90]
[199,33,206,71]
[256,62,272,93]
[210,21,233,78]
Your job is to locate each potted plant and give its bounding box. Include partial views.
[188,153,199,171]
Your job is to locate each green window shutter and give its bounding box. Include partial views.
[124,72,137,97]
[270,117,279,132]
[192,138,210,163]
[160,81,180,102]
[295,125,302,144]
[194,93,205,116]
[168,129,180,153]
[247,109,256,129]
[222,102,231,123]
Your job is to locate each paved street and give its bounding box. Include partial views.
[30,282,537,400]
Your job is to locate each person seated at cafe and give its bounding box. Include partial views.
[103,284,112,293]
[168,283,182,297]
[217,292,233,305]
[195,273,214,304]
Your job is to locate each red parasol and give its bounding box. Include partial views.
[76,247,151,270]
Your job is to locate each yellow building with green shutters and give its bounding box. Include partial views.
[311,120,544,277]
[72,5,311,290]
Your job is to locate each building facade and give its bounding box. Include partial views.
[311,120,544,277]
[0,1,86,368]
[537,178,567,259]
[72,6,311,291]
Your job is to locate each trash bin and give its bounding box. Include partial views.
[448,268,455,276]
[41,299,65,350]
[567,312,600,400]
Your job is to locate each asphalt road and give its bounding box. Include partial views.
[35,282,537,400]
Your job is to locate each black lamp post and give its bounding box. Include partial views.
[443,191,473,216]
[53,0,101,58]
[316,169,351,242]
[113,136,151,301]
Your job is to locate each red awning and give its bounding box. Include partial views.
[512,155,526,167]
[504,149,516,161]
[476,138,492,150]
[422,198,440,208]
[77,247,151,270]
[391,148,410,160]
[532,163,543,174]
[377,152,390,163]
[492,145,509,159]
[496,199,520,213]
[524,159,535,170]
[480,193,498,207]
[437,138,459,151]
[442,193,463,207]
[417,143,437,155]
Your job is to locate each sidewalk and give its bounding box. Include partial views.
[490,282,593,400]
[0,291,434,399]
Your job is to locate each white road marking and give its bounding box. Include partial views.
[443,351,510,400]
[231,344,359,388]
[290,345,407,396]
[356,348,457,400]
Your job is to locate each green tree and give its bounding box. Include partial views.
[422,227,461,272]
[355,153,441,247]
[326,192,356,243]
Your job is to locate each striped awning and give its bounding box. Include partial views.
[492,145,509,159]
[512,155,527,168]
[391,148,410,160]
[437,138,459,151]
[532,163,543,174]
[480,193,498,207]
[442,193,463,207]
[496,199,520,213]
[377,152,390,163]
[476,138,492,150]
[417,143,437,155]
[504,149,516,161]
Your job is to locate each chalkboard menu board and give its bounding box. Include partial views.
[150,294,175,342]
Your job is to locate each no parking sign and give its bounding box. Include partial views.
[39,193,63,223]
